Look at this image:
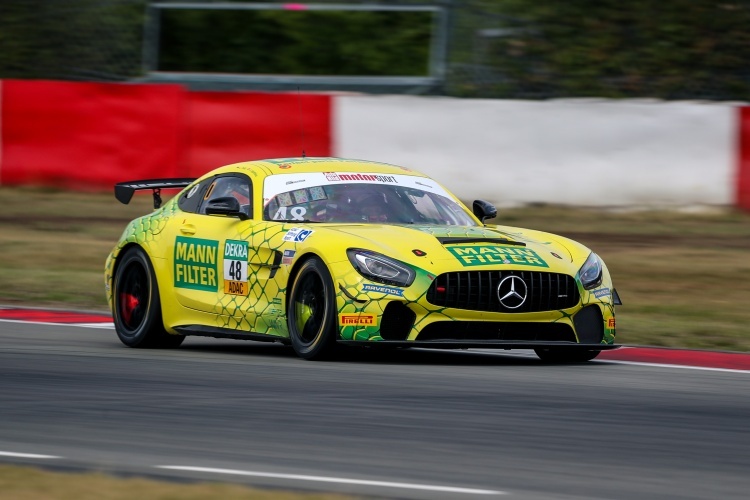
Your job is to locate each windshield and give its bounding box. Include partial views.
[263,172,478,226]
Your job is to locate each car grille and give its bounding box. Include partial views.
[426,270,579,313]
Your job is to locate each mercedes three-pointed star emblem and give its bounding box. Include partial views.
[497,275,528,309]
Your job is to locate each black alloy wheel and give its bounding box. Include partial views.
[287,257,337,360]
[113,247,184,348]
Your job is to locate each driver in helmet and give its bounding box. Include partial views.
[357,192,390,222]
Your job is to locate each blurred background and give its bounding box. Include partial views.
[2,0,749,99]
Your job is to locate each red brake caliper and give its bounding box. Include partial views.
[119,293,139,324]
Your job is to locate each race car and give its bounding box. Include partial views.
[105,157,621,362]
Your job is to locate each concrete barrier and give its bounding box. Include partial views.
[337,95,737,208]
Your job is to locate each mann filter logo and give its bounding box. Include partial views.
[447,245,549,268]
[339,313,376,326]
[175,237,218,291]
[224,240,248,295]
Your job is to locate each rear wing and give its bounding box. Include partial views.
[115,178,196,209]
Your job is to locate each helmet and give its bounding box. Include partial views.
[357,192,389,222]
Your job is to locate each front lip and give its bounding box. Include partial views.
[339,340,621,349]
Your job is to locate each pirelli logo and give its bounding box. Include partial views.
[339,313,376,326]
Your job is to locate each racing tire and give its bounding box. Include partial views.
[287,256,337,360]
[113,247,185,349]
[534,348,601,363]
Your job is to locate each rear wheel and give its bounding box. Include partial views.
[113,247,184,348]
[287,257,337,360]
[534,348,601,363]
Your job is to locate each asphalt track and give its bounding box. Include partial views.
[1,316,749,499]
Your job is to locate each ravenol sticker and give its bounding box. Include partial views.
[339,313,377,326]
[174,236,219,291]
[281,249,296,265]
[447,245,549,268]
[362,283,404,297]
[283,227,314,242]
[223,240,248,295]
[593,288,610,299]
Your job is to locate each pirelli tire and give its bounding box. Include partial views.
[534,347,601,363]
[113,246,185,349]
[287,256,338,360]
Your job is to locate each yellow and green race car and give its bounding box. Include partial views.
[105,157,620,362]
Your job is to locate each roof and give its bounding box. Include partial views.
[210,157,424,178]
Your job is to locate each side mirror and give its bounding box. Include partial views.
[472,199,497,223]
[205,197,249,220]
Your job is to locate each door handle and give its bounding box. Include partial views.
[180,224,196,235]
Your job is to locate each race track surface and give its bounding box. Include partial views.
[1,319,748,499]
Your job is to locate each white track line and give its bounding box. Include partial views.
[157,465,505,495]
[0,451,61,459]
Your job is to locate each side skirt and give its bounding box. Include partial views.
[174,325,288,343]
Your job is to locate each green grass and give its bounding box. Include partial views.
[0,464,357,500]
[1,186,750,351]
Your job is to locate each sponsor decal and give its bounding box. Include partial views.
[593,288,610,299]
[223,240,248,295]
[283,227,314,242]
[174,237,219,291]
[447,245,549,268]
[281,249,296,265]
[186,184,200,198]
[362,283,404,297]
[278,164,291,169]
[339,313,377,326]
[273,206,307,220]
[323,172,398,184]
[607,318,616,329]
[551,252,563,259]
[412,249,427,257]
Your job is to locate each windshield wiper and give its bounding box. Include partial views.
[437,237,526,246]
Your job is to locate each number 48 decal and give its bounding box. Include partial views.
[223,240,249,295]
[227,260,244,281]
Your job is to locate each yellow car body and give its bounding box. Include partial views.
[105,157,619,361]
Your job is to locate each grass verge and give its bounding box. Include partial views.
[0,464,356,500]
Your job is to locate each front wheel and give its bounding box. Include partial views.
[534,348,601,363]
[113,247,184,349]
[287,257,337,360]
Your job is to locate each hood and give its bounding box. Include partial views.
[320,223,589,274]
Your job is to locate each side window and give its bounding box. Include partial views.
[199,175,253,218]
[178,178,213,214]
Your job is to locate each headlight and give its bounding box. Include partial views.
[578,252,603,290]
[347,249,416,287]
